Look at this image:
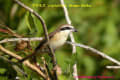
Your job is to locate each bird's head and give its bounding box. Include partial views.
[59,24,78,33]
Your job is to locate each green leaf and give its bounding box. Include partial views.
[0,68,6,74]
[59,75,68,80]
[0,77,8,80]
[25,12,35,33]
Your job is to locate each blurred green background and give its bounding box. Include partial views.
[0,0,120,80]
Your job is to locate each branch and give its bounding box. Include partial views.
[12,0,57,79]
[41,57,52,80]
[0,37,43,44]
[60,0,71,24]
[67,41,120,66]
[106,66,120,69]
[0,45,46,79]
[0,24,22,38]
[60,0,78,80]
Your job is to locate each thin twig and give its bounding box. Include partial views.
[42,57,52,80]
[60,0,71,24]
[60,0,78,80]
[0,37,43,44]
[13,0,57,79]
[67,41,120,66]
[0,45,46,79]
[0,45,21,60]
[0,24,22,38]
[73,64,78,80]
[106,66,120,69]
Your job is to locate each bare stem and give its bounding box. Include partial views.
[67,41,120,66]
[106,66,120,69]
[0,37,43,44]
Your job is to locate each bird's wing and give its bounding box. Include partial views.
[35,29,59,53]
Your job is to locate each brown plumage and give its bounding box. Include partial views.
[19,24,77,62]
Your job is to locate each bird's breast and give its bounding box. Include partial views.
[49,31,69,50]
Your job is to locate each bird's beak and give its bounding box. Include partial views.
[72,28,78,32]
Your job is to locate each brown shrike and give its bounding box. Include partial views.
[20,24,77,62]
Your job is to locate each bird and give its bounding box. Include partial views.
[19,24,77,62]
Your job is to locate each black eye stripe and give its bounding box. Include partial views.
[60,27,72,30]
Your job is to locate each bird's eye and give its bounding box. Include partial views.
[60,27,72,30]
